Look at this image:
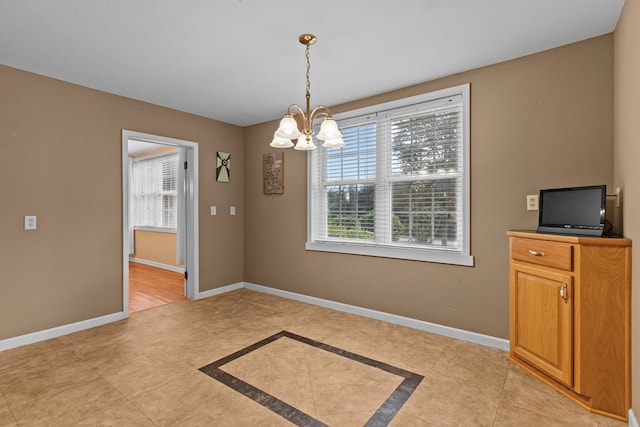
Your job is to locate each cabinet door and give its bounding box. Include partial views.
[510,262,573,387]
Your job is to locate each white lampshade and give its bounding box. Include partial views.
[322,137,345,148]
[316,118,342,141]
[294,136,317,151]
[269,132,294,148]
[275,115,302,139]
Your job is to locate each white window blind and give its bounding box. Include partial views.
[132,151,179,229]
[308,84,472,265]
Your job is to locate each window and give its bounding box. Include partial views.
[132,151,179,229]
[307,84,472,266]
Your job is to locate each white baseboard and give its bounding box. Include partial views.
[0,312,126,352]
[630,409,639,427]
[244,282,510,351]
[129,257,184,273]
[0,280,510,354]
[196,282,244,300]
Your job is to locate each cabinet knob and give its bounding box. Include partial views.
[528,249,545,257]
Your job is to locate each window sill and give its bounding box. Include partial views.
[305,241,474,266]
[134,226,177,234]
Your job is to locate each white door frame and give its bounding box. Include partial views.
[121,130,199,315]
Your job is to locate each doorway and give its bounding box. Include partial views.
[121,130,199,316]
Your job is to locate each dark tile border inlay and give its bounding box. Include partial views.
[199,331,423,427]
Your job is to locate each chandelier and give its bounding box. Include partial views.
[270,34,345,150]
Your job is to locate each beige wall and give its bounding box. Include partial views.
[244,35,614,340]
[614,0,640,417]
[0,65,244,340]
[131,230,182,269]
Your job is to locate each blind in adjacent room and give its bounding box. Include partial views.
[132,151,179,229]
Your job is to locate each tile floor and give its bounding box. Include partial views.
[0,289,627,426]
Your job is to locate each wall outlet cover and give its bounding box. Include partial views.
[24,215,37,230]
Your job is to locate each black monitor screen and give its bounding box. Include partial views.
[538,185,605,236]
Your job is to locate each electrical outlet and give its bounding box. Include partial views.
[24,215,37,230]
[527,195,539,211]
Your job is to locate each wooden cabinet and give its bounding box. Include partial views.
[507,231,631,421]
[512,262,574,386]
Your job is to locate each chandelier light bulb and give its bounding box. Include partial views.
[316,118,342,141]
[275,115,302,139]
[270,132,294,148]
[294,135,316,151]
[322,137,345,148]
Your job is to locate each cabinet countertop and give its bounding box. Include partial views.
[507,230,631,247]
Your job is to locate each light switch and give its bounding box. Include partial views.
[210,206,216,216]
[24,215,37,230]
[230,206,236,216]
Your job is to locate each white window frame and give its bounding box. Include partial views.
[306,83,473,266]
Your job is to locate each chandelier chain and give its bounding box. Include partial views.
[305,43,311,94]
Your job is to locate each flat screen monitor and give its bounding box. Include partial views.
[537,185,606,237]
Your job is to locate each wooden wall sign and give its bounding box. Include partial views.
[263,152,284,194]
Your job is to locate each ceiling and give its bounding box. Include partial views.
[0,1,625,127]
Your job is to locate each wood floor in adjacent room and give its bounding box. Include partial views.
[129,261,186,314]
[0,289,626,426]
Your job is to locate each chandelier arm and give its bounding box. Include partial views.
[287,104,309,129]
[286,104,306,117]
[309,105,332,122]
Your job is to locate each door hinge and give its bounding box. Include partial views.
[184,161,188,170]
[184,271,188,280]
